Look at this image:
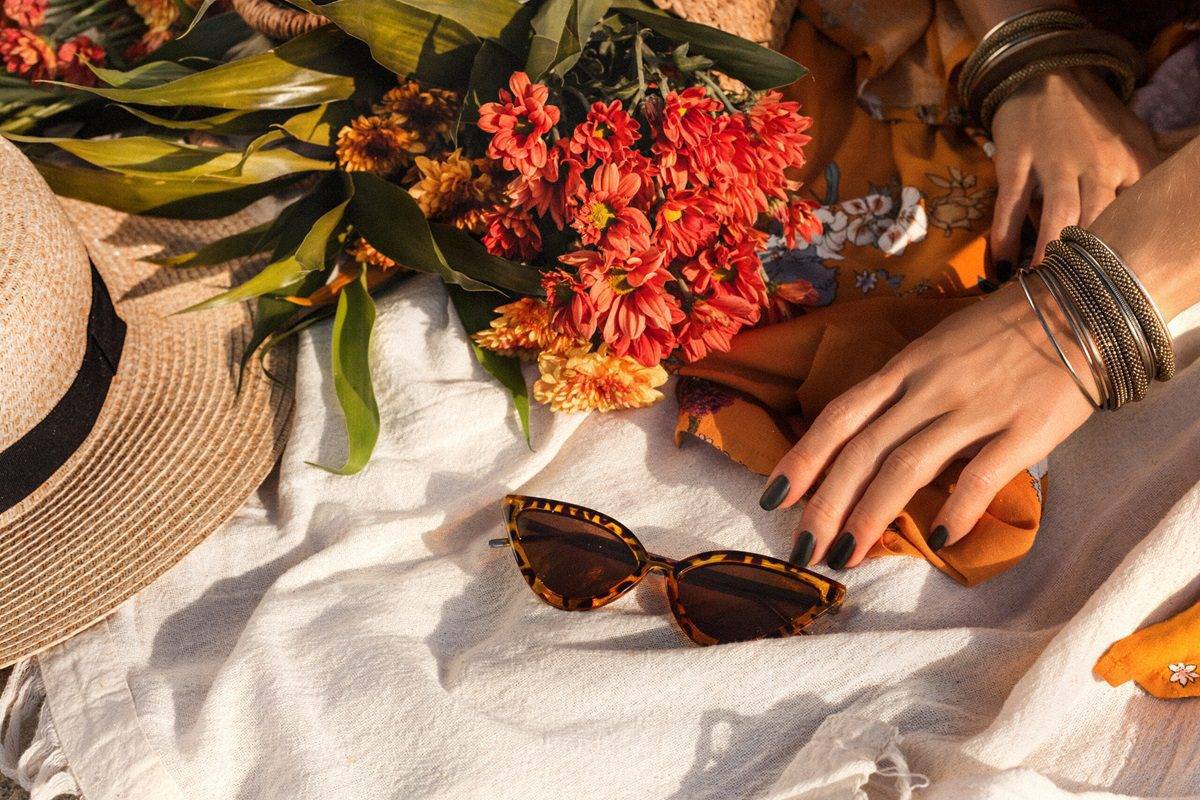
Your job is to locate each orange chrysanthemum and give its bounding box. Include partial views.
[348,237,399,271]
[335,115,425,174]
[126,0,178,32]
[0,28,55,82]
[409,149,504,233]
[533,346,668,413]
[472,297,578,358]
[2,0,47,29]
[373,80,459,144]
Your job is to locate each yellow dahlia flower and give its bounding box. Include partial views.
[533,346,668,413]
[335,115,425,175]
[408,150,504,233]
[471,298,577,357]
[373,80,459,143]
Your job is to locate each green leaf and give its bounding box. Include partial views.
[89,60,197,89]
[146,12,255,63]
[6,132,333,182]
[429,223,544,296]
[54,26,362,110]
[458,38,521,141]
[114,106,288,135]
[346,172,489,292]
[179,0,221,38]
[28,158,304,217]
[276,102,356,147]
[527,0,613,79]
[152,220,274,268]
[283,0,483,86]
[239,295,301,389]
[311,270,379,475]
[182,193,350,312]
[448,284,531,445]
[613,2,807,89]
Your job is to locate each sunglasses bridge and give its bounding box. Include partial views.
[490,538,677,576]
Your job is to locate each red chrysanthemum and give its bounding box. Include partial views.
[683,239,769,309]
[506,138,586,230]
[773,196,823,249]
[478,71,560,176]
[565,246,682,366]
[0,27,55,82]
[542,269,598,341]
[748,90,812,173]
[571,162,651,254]
[676,293,760,362]
[1,0,45,28]
[568,100,640,166]
[658,87,721,148]
[482,205,542,261]
[56,36,106,87]
[764,279,821,324]
[654,188,719,259]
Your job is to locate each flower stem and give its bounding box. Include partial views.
[696,71,738,114]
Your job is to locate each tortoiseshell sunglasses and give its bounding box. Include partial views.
[490,495,846,646]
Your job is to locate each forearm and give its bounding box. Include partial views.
[953,0,1077,39]
[1089,135,1200,321]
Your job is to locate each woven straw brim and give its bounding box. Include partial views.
[0,198,295,669]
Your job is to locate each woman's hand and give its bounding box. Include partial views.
[762,285,1094,569]
[990,67,1160,266]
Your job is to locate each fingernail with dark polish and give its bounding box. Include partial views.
[994,260,1014,282]
[928,525,948,552]
[827,532,856,570]
[759,475,790,511]
[789,531,815,567]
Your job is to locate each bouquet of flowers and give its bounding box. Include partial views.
[8,0,818,472]
[0,0,194,131]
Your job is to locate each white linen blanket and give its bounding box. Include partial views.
[4,274,1200,800]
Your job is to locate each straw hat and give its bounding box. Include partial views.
[0,136,295,668]
[652,0,796,49]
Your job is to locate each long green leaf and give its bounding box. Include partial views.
[277,102,356,147]
[7,133,333,182]
[283,0,482,86]
[146,12,255,63]
[89,61,197,88]
[182,194,350,312]
[152,221,274,268]
[448,284,531,445]
[54,26,362,109]
[114,106,288,135]
[527,0,612,79]
[347,172,490,292]
[613,2,807,89]
[29,159,303,217]
[429,223,544,296]
[311,270,379,475]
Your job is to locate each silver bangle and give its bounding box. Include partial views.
[1032,266,1113,410]
[1017,267,1104,410]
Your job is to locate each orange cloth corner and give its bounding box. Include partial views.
[1095,602,1200,699]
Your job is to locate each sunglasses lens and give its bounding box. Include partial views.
[515,510,641,601]
[676,562,823,643]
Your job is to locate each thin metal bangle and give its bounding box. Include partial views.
[1032,266,1112,410]
[977,6,1081,47]
[1017,267,1103,410]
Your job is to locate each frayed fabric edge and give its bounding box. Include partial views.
[1,660,81,800]
[764,712,929,800]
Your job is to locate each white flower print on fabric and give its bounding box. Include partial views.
[810,187,928,261]
[1169,663,1199,687]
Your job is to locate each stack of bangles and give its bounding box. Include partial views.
[1018,227,1176,411]
[957,7,1144,132]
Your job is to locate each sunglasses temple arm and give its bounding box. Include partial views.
[488,538,512,549]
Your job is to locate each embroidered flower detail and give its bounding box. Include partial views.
[1168,663,1198,686]
[855,270,877,293]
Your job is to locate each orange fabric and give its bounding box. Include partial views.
[1095,601,1200,698]
[674,13,1042,586]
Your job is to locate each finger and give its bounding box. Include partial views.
[1079,178,1117,227]
[838,415,988,568]
[933,433,1041,547]
[990,160,1035,267]
[800,398,940,568]
[761,372,902,511]
[1033,180,1081,263]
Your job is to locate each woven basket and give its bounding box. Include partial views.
[652,0,796,49]
[229,0,325,40]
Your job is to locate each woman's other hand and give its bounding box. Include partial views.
[990,67,1160,266]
